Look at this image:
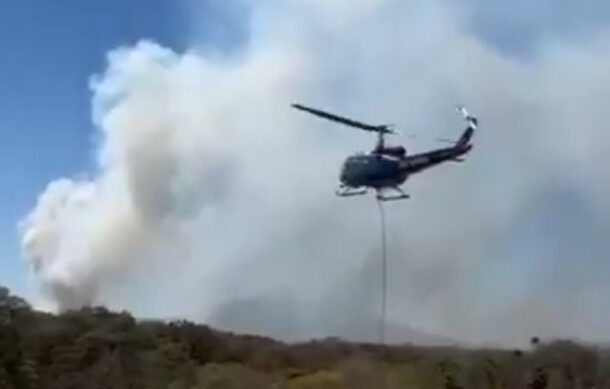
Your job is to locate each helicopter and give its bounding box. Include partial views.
[292,103,478,201]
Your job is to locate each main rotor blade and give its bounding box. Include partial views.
[292,103,392,133]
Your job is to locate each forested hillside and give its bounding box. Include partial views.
[1,285,608,388]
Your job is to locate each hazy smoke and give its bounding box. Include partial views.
[19,0,610,347]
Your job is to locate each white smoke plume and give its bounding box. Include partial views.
[19,0,610,347]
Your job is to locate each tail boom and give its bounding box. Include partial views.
[399,126,474,174]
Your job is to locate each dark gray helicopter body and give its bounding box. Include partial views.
[292,103,478,201]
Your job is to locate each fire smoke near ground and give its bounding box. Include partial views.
[18,0,610,347]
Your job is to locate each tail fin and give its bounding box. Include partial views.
[455,126,474,149]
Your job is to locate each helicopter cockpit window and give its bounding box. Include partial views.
[350,157,369,165]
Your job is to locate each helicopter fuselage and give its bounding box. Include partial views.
[340,153,408,189]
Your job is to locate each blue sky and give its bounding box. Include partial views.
[0,1,249,297]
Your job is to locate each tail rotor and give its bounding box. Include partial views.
[457,106,478,130]
[454,106,478,150]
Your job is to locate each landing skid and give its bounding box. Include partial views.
[335,185,410,201]
[335,186,367,197]
[376,187,410,201]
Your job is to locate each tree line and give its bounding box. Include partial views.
[1,285,608,388]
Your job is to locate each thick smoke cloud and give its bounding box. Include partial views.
[19,0,610,347]
[462,0,610,55]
